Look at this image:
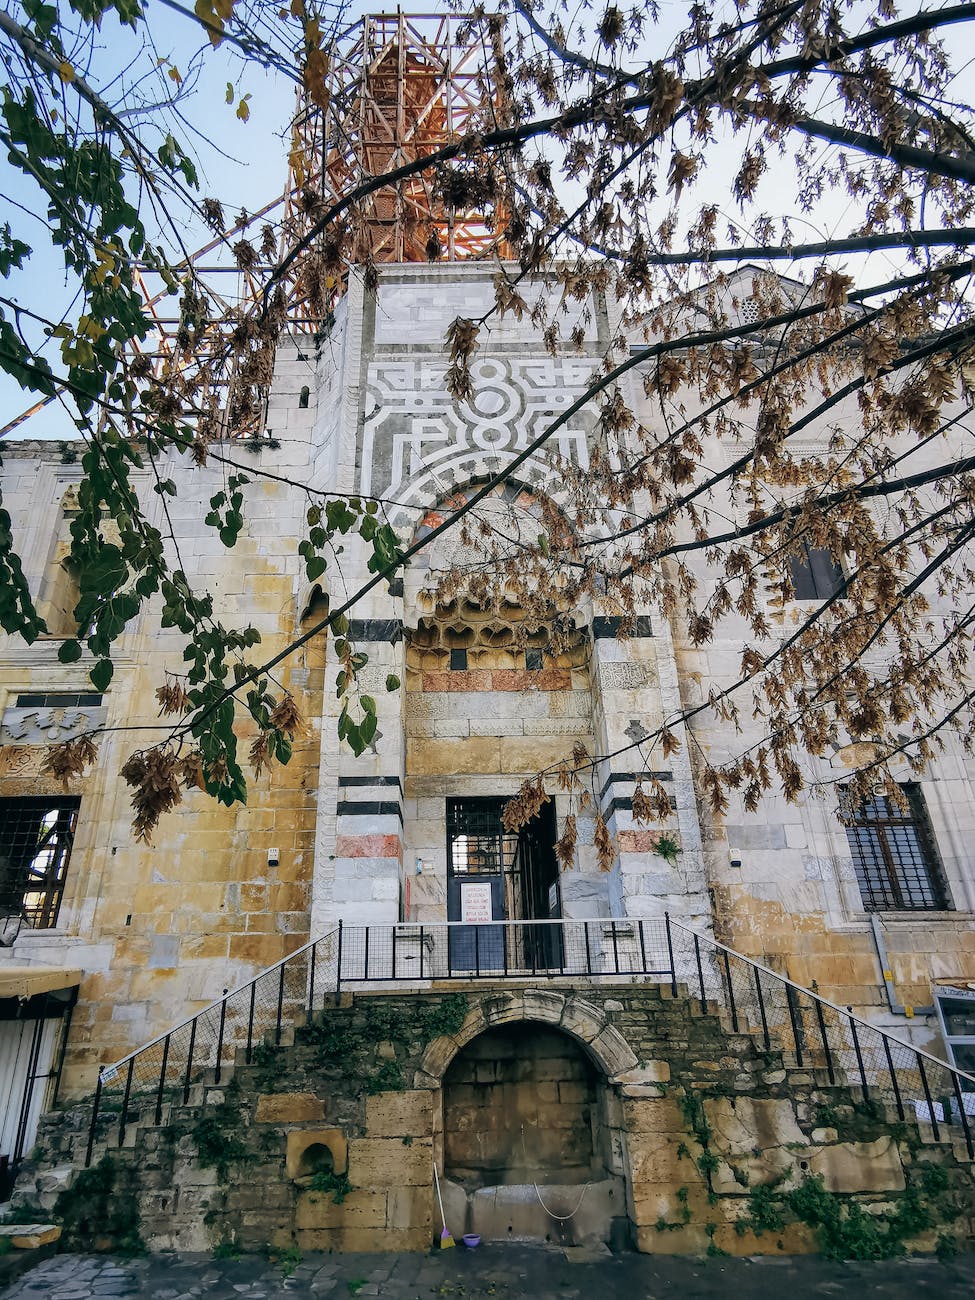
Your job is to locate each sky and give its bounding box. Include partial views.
[0,0,370,439]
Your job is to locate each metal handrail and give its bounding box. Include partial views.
[74,912,975,1169]
[97,915,660,1079]
[97,925,339,1081]
[667,916,975,1091]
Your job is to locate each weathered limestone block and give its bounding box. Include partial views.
[712,1221,816,1256]
[348,1136,432,1186]
[387,1184,433,1233]
[588,1026,638,1075]
[452,1001,488,1042]
[408,736,501,775]
[621,1096,686,1135]
[520,988,567,1024]
[464,1178,624,1245]
[171,1158,220,1188]
[634,1222,712,1254]
[0,1224,61,1248]
[295,1189,386,1230]
[710,1146,796,1193]
[614,1061,670,1085]
[805,1137,905,1193]
[556,996,604,1040]
[364,1089,433,1138]
[811,1126,838,1143]
[418,1034,463,1080]
[632,1183,712,1228]
[286,1129,348,1178]
[705,1096,807,1155]
[627,1132,703,1187]
[34,1164,75,1197]
[255,1091,325,1124]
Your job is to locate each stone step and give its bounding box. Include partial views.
[0,1223,62,1249]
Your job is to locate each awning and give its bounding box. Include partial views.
[0,966,83,1000]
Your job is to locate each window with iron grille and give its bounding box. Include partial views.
[840,784,950,911]
[446,798,518,876]
[0,797,80,929]
[787,541,844,600]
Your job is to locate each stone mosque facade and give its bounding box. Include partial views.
[1,260,974,1191]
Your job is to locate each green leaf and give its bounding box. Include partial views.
[58,639,83,663]
[385,674,401,691]
[346,724,367,756]
[305,556,326,581]
[360,712,377,745]
[89,658,114,691]
[359,513,377,541]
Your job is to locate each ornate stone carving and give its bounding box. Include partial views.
[360,355,598,498]
[0,705,106,745]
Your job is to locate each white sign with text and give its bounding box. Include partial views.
[460,882,493,924]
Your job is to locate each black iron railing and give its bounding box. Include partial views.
[81,914,975,1167]
[86,927,339,1166]
[331,917,672,984]
[666,917,975,1159]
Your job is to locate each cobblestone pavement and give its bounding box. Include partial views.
[3,1247,975,1300]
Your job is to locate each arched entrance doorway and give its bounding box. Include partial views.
[440,1022,628,1247]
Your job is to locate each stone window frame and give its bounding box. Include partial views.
[838,782,952,913]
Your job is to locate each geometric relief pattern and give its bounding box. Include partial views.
[360,354,598,500]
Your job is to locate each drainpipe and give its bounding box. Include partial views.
[869,914,935,1017]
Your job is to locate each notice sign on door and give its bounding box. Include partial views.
[460,882,493,924]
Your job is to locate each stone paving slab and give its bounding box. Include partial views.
[2,1247,975,1300]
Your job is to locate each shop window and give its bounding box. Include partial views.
[0,797,80,930]
[840,784,950,911]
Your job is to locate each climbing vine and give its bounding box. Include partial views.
[191,1102,252,1180]
[53,1154,146,1256]
[292,995,470,1094]
[735,1163,967,1260]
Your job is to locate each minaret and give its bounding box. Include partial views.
[289,11,511,270]
[282,13,711,943]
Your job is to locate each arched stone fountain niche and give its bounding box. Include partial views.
[440,1023,627,1248]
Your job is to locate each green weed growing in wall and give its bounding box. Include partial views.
[192,1104,252,1180]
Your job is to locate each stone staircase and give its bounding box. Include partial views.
[10,977,975,1257]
